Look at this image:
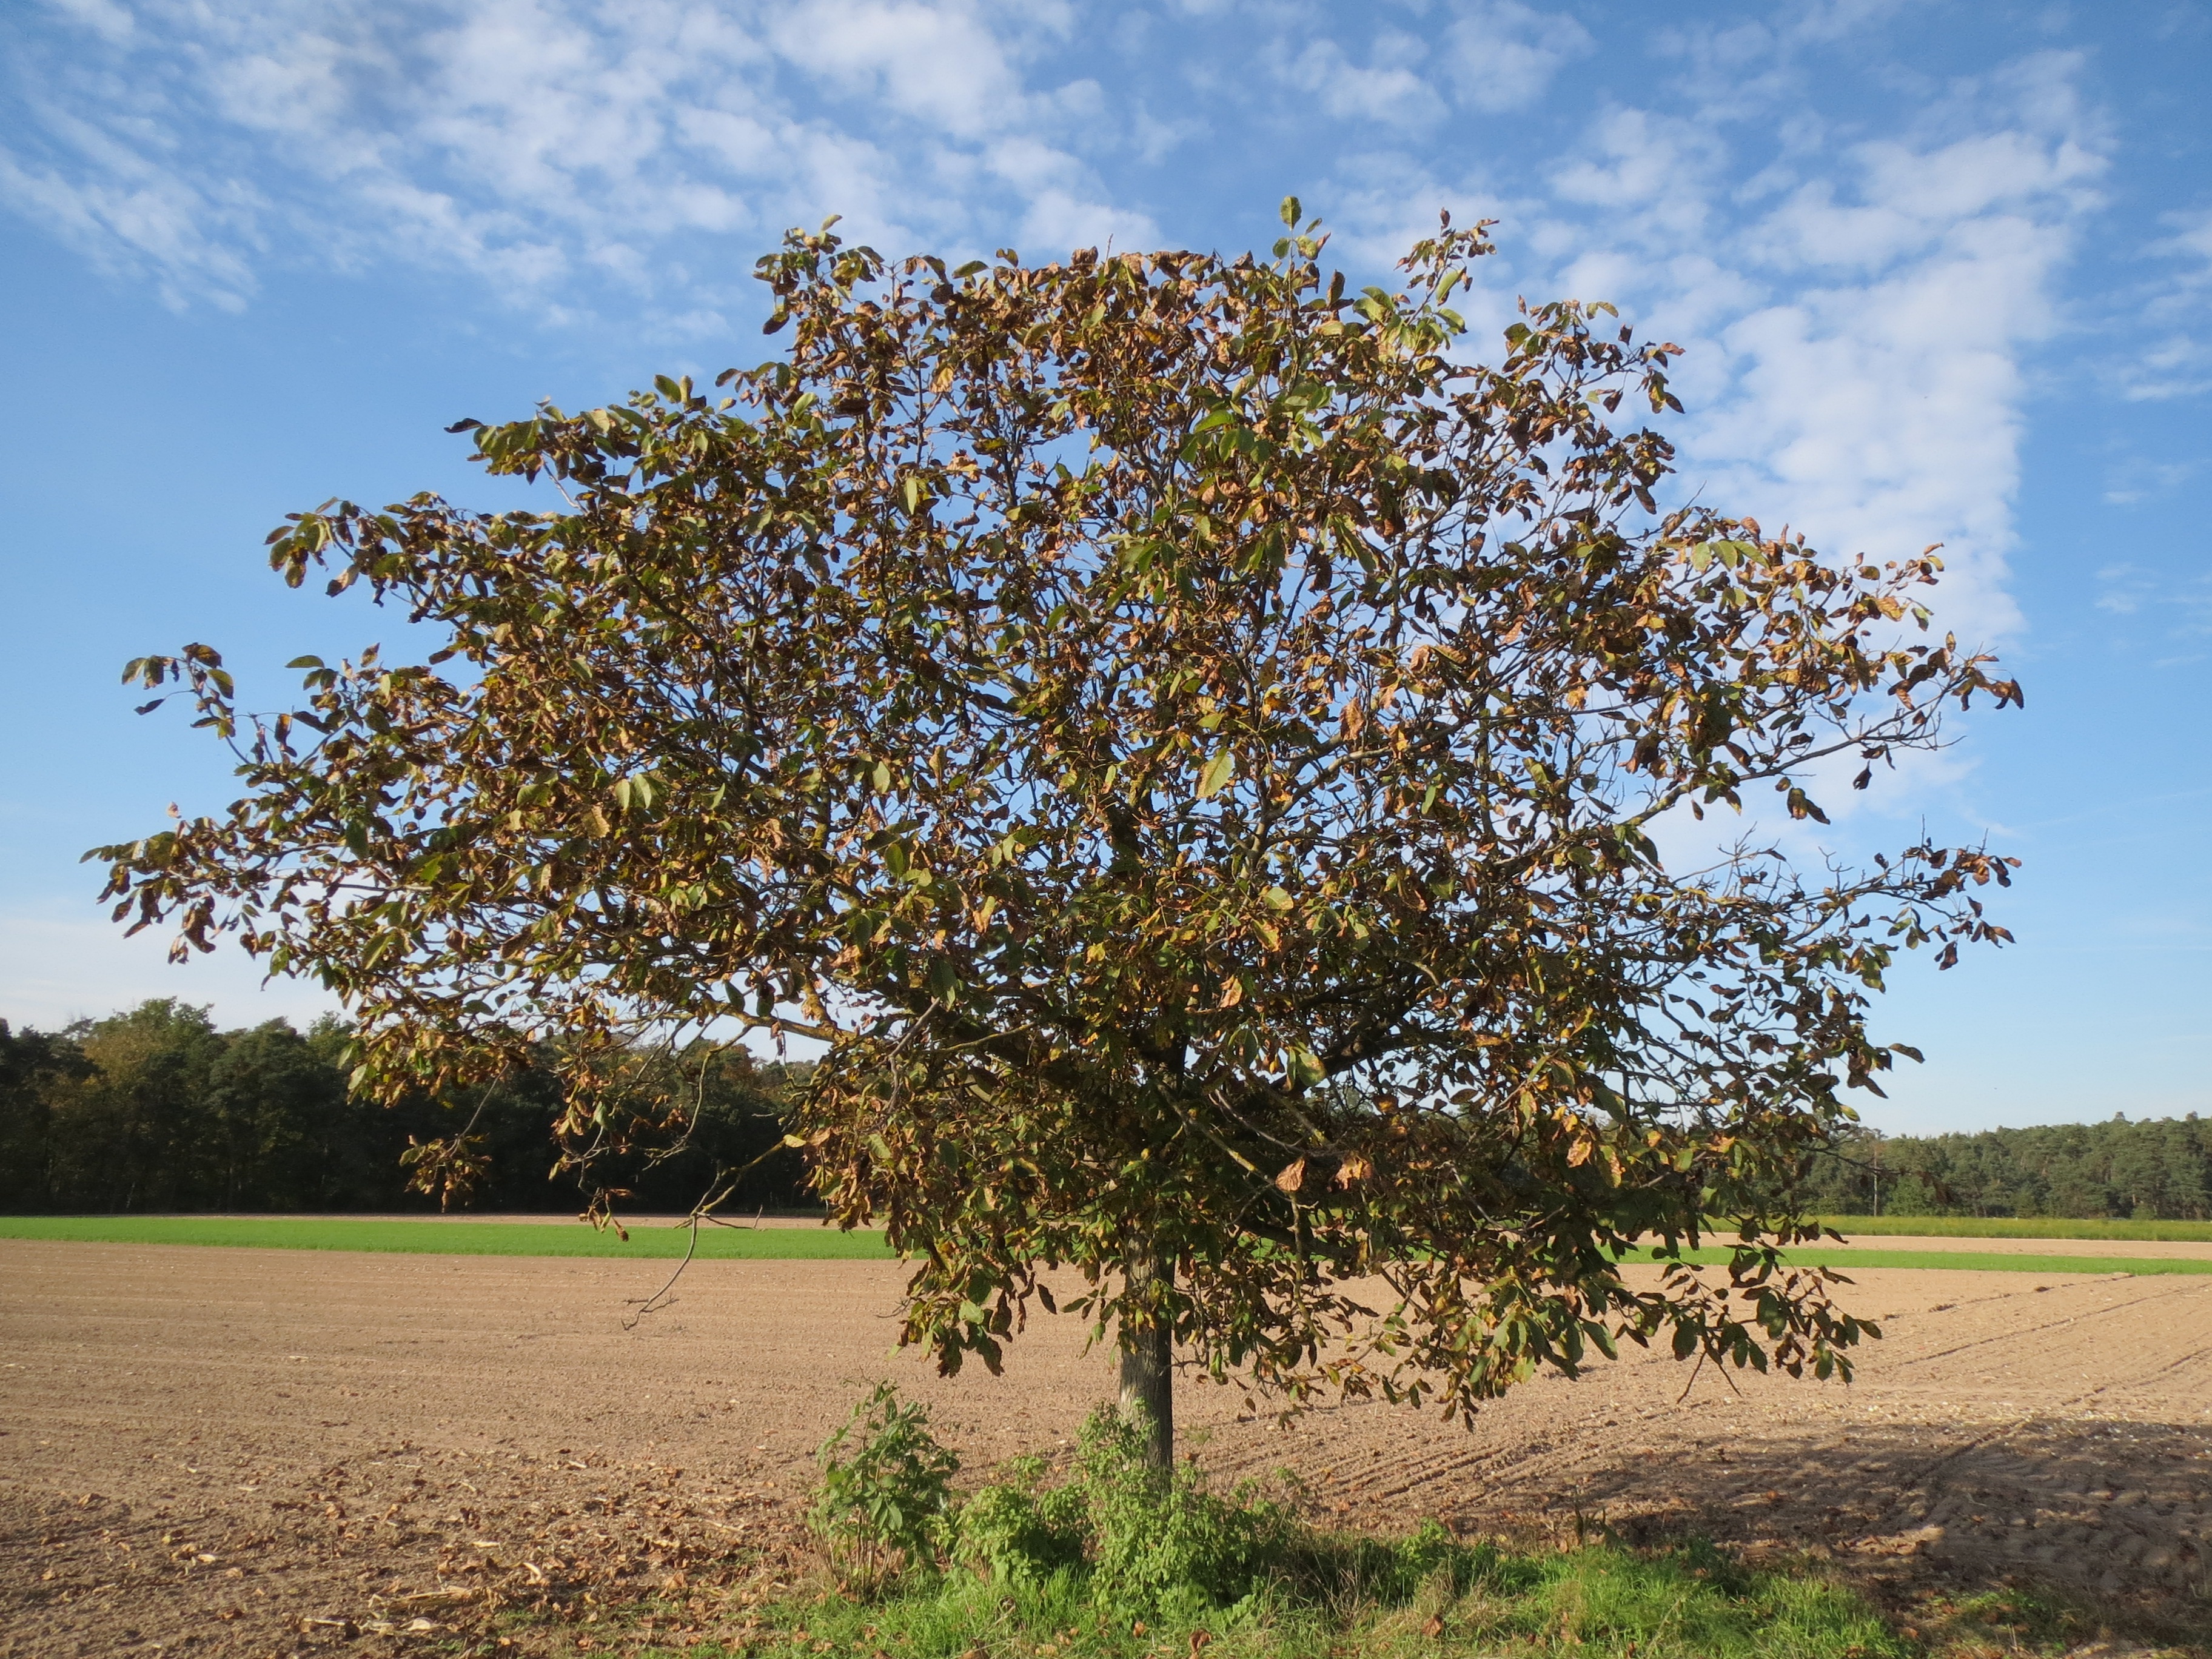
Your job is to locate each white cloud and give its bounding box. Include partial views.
[41,0,135,43]
[1016,187,1158,253]
[1,0,1146,317]
[0,75,269,309]
[769,0,1034,140]
[1313,50,2100,865]
[0,4,2128,676]
[2095,563,2149,615]
[2102,454,2205,506]
[1281,35,1449,130]
[1512,56,2102,654]
[1273,5,1589,130]
[2123,204,2212,401]
[1444,0,1592,114]
[1548,108,1729,247]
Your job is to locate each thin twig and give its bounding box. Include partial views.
[623,1212,702,1330]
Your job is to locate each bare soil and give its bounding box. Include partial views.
[4,1241,2210,1657]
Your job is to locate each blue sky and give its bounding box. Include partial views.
[1,0,2208,1134]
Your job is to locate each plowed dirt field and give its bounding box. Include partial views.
[4,1239,2211,1656]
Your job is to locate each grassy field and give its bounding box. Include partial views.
[667,1539,1918,1659]
[4,1214,2211,1275]
[1822,1213,2212,1242]
[0,1214,893,1258]
[1634,1244,2212,1276]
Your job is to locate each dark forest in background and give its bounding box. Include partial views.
[1798,1118,2212,1220]
[5,1000,2210,1220]
[0,1000,811,1215]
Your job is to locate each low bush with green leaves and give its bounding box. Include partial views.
[954,1406,1319,1617]
[784,1387,1911,1659]
[809,1381,962,1580]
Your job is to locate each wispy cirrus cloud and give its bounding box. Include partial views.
[2122,204,2212,401]
[0,0,1151,318]
[0,4,2131,678]
[1444,0,1593,113]
[1324,41,2104,664]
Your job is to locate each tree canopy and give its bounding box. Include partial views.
[95,203,2020,1456]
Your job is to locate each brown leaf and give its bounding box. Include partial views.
[1274,1159,1307,1194]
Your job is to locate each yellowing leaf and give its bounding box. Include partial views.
[1196,750,1235,799]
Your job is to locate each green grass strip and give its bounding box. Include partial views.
[4,1217,2207,1276]
[0,1215,893,1259]
[1634,1245,2212,1275]
[1820,1213,2212,1242]
[624,1540,1907,1659]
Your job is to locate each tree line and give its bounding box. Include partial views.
[1801,1116,2212,1220]
[0,999,811,1216]
[10,999,2210,1224]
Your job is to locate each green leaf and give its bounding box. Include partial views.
[1196,750,1235,800]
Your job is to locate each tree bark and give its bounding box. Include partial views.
[1117,1246,1174,1471]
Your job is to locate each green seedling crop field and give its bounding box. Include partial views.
[1815,1213,2212,1242]
[5,1213,2211,1274]
[0,1214,893,1258]
[1629,1244,2212,1276]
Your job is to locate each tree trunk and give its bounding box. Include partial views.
[1117,1247,1173,1471]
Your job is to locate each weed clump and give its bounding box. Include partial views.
[956,1407,1312,1617]
[809,1381,960,1581]
[791,1385,1910,1659]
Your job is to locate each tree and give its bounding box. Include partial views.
[0,1020,93,1211]
[95,203,2021,1466]
[55,999,228,1213]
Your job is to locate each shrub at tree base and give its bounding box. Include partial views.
[791,1386,1906,1658]
[812,1382,962,1583]
[957,1409,1310,1619]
